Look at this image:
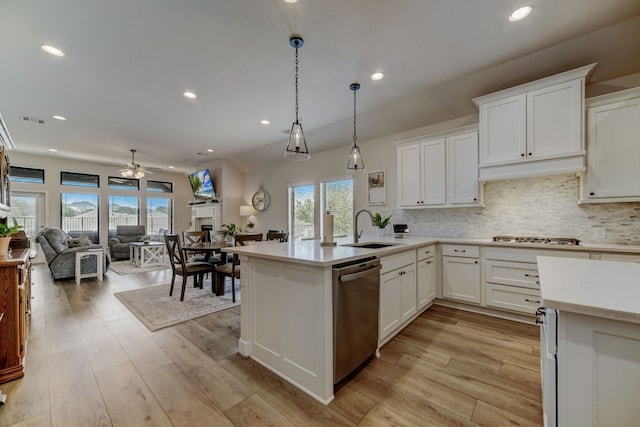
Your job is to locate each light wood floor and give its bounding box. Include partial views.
[0,264,542,426]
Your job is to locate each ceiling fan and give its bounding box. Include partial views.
[119,149,153,179]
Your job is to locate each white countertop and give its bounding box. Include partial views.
[538,256,640,324]
[225,234,640,268]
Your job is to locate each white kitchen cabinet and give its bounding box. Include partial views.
[558,312,640,426]
[473,63,595,181]
[416,245,437,310]
[447,132,480,204]
[581,87,640,203]
[441,244,480,304]
[396,127,481,208]
[379,251,417,343]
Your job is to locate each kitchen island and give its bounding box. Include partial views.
[538,257,640,426]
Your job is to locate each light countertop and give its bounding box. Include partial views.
[225,234,640,268]
[538,256,640,324]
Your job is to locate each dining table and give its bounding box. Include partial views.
[181,241,232,295]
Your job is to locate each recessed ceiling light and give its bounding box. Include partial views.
[285,0,298,3]
[52,115,67,121]
[41,44,64,57]
[260,119,270,125]
[370,72,384,81]
[509,6,532,21]
[168,166,174,169]
[183,91,197,99]
[207,149,214,153]
[48,148,58,152]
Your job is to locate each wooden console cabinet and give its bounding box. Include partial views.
[0,249,32,383]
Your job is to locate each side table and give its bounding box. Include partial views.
[75,248,104,285]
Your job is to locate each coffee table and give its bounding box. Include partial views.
[130,242,166,268]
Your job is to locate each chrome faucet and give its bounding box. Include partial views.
[354,209,374,243]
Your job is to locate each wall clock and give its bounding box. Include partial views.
[252,188,271,211]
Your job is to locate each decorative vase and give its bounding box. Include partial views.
[225,235,235,245]
[144,241,150,245]
[376,227,386,240]
[0,236,11,256]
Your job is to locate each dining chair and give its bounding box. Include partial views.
[164,234,217,301]
[266,231,289,242]
[214,233,263,302]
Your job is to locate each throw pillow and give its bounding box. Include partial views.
[67,236,92,248]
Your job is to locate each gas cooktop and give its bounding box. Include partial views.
[492,236,581,245]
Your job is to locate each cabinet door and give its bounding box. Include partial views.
[447,132,479,204]
[417,257,436,310]
[397,144,422,207]
[479,94,526,166]
[379,271,401,341]
[399,264,417,322]
[420,139,446,205]
[586,98,640,199]
[442,256,480,304]
[527,79,583,159]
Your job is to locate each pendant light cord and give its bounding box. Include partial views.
[294,46,299,122]
[352,88,357,146]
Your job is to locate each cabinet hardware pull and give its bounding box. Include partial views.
[426,261,432,264]
[524,274,539,278]
[453,249,466,253]
[590,192,595,196]
[525,298,541,304]
[474,261,478,264]
[528,152,532,156]
[521,153,525,157]
[425,250,430,254]
[536,280,540,285]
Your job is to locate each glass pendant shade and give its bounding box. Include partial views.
[285,121,310,161]
[347,144,365,171]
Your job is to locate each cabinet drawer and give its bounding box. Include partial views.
[416,244,436,261]
[485,283,541,315]
[599,253,640,263]
[441,244,479,258]
[380,251,416,275]
[484,259,539,289]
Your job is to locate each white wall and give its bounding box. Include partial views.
[242,114,640,245]
[10,152,193,246]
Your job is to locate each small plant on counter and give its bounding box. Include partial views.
[0,219,23,237]
[372,213,392,229]
[139,235,152,244]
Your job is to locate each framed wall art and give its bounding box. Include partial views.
[367,170,385,205]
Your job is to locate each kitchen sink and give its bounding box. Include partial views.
[341,242,400,249]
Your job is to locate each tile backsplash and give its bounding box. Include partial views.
[386,174,640,245]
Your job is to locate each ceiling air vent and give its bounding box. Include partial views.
[19,115,45,124]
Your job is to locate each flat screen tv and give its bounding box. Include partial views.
[188,169,215,201]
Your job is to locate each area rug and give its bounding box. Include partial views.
[109,260,171,275]
[114,281,240,331]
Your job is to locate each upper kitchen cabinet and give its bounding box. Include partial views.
[396,125,482,209]
[0,114,15,218]
[473,63,596,181]
[580,87,640,203]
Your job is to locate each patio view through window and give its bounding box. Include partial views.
[61,192,100,243]
[289,184,315,241]
[147,197,172,234]
[320,178,353,239]
[108,195,140,236]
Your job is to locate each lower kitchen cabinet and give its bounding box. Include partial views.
[442,244,480,304]
[379,251,416,343]
[558,311,640,426]
[416,245,436,310]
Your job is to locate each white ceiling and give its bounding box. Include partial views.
[1,0,639,174]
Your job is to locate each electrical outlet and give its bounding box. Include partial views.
[593,227,606,239]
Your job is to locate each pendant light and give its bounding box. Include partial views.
[346,83,365,172]
[284,35,311,161]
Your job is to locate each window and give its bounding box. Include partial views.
[61,193,100,243]
[108,176,139,190]
[109,195,139,235]
[147,180,173,193]
[147,197,172,234]
[320,178,354,239]
[10,166,44,183]
[288,183,315,242]
[61,172,99,187]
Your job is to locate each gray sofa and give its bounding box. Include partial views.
[36,228,110,280]
[108,225,146,260]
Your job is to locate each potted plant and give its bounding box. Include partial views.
[0,219,23,256]
[221,223,240,245]
[246,220,255,232]
[140,235,152,245]
[372,213,392,239]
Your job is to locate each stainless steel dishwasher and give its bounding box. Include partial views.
[332,257,381,384]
